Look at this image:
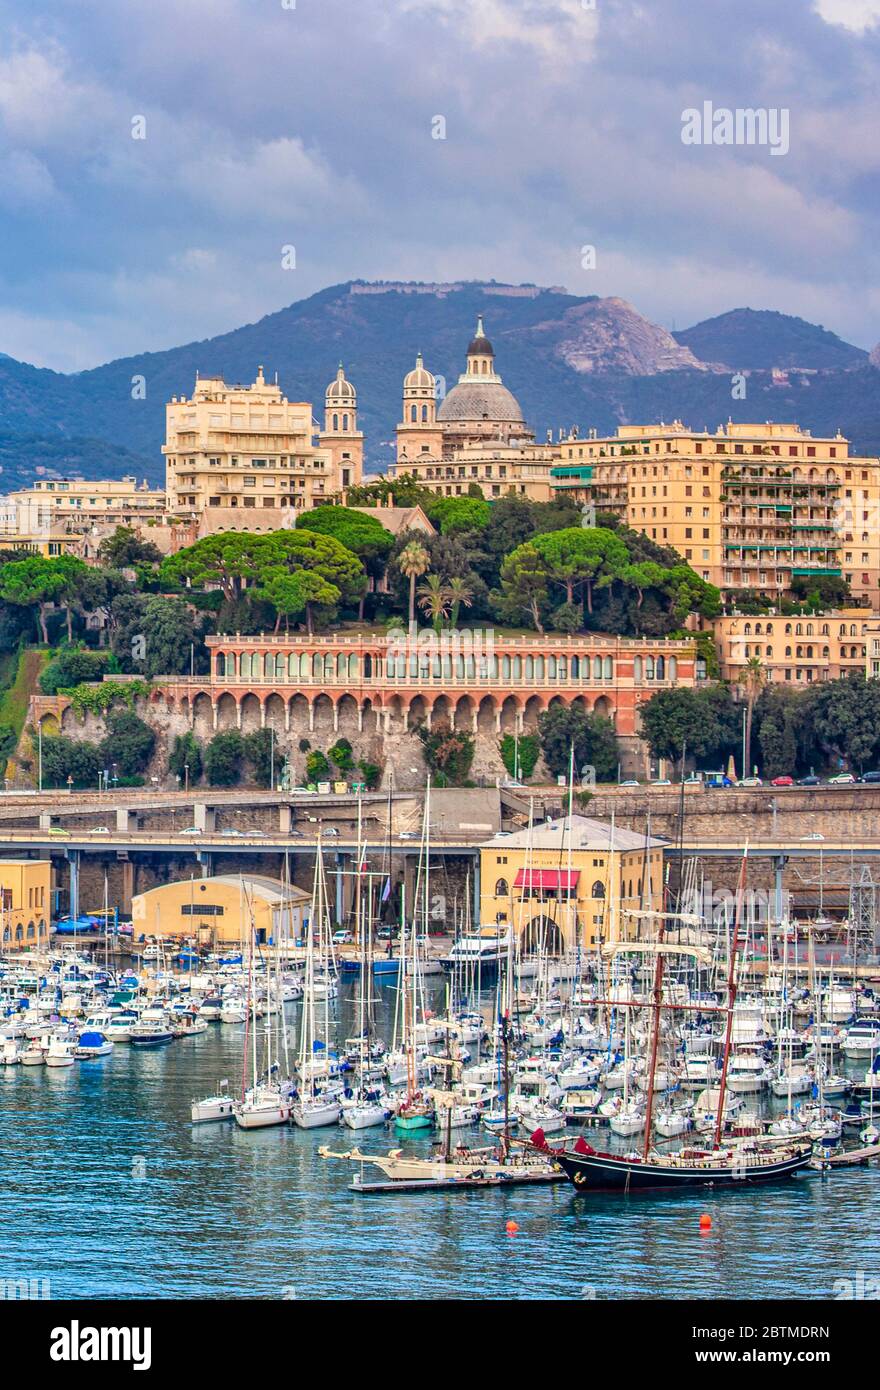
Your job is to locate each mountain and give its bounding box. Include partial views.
[673,307,867,371]
[0,282,877,485]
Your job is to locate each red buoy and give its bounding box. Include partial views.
[699,1213,712,1231]
[506,1220,519,1236]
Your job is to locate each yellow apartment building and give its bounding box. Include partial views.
[713,609,870,686]
[479,815,665,953]
[0,860,51,950]
[164,364,363,529]
[552,420,880,604]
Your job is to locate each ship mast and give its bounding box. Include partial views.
[712,846,749,1149]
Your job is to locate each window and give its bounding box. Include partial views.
[494,879,509,896]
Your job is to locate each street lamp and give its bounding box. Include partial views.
[67,775,73,795]
[184,763,190,795]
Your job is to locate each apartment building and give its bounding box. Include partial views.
[164,365,363,530]
[553,420,880,604]
[713,609,870,685]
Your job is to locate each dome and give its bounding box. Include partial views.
[326,363,356,401]
[403,352,435,391]
[437,381,525,424]
[467,315,494,358]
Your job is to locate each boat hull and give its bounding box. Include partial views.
[555,1146,812,1192]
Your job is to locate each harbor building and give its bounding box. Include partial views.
[713,609,871,685]
[132,874,310,947]
[479,815,665,952]
[163,364,363,531]
[0,859,52,950]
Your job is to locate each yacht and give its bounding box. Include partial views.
[442,929,511,972]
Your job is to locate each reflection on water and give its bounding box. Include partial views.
[0,979,875,1300]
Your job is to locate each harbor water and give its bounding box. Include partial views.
[0,978,876,1301]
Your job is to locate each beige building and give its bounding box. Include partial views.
[389,319,564,499]
[132,873,310,947]
[713,609,870,686]
[0,477,165,557]
[480,815,665,953]
[0,860,51,951]
[553,420,880,604]
[164,364,363,530]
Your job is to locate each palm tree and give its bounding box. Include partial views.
[398,540,430,625]
[739,654,766,778]
[417,573,451,634]
[446,576,474,629]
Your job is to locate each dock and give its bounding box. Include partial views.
[809,1144,880,1170]
[349,1170,566,1193]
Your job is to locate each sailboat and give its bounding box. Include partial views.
[292,837,342,1129]
[235,880,294,1129]
[342,805,389,1131]
[551,851,813,1191]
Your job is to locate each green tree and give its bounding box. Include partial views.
[99,711,156,778]
[168,731,203,786]
[495,544,551,632]
[0,556,71,643]
[537,705,619,782]
[295,506,394,619]
[426,496,491,535]
[499,732,540,781]
[205,730,245,787]
[416,722,475,786]
[417,573,451,633]
[530,527,628,614]
[328,738,354,773]
[397,540,430,625]
[40,648,112,695]
[243,728,278,788]
[305,749,331,783]
[38,734,102,789]
[98,526,162,568]
[110,594,206,677]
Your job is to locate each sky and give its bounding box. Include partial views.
[0,0,877,372]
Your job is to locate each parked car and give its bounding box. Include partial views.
[829,772,857,785]
[740,776,763,787]
[179,826,202,835]
[331,930,353,945]
[619,779,640,788]
[376,925,399,942]
[770,776,793,787]
[798,774,822,787]
[861,770,880,784]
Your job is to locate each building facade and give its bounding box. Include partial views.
[553,420,880,604]
[479,815,665,951]
[116,630,700,741]
[0,859,51,950]
[132,873,309,946]
[390,318,565,498]
[0,477,165,556]
[163,365,363,529]
[713,609,870,685]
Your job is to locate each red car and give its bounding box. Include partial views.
[770,775,793,787]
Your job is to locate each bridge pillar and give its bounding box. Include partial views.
[196,851,213,878]
[193,804,216,833]
[66,849,80,921]
[39,813,53,830]
[278,804,293,833]
[116,808,138,832]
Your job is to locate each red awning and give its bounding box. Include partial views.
[513,869,580,891]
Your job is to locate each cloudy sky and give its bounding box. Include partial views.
[0,0,877,371]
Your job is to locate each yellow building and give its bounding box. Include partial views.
[164,364,363,529]
[480,815,665,952]
[553,420,880,605]
[713,609,870,686]
[0,860,51,951]
[132,874,310,947]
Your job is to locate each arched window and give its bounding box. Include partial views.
[603,656,613,679]
[410,405,417,422]
[591,881,606,898]
[421,405,428,422]
[494,878,509,897]
[333,413,339,431]
[744,623,752,635]
[656,655,665,679]
[343,413,349,430]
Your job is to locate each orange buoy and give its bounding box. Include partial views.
[699,1213,712,1230]
[506,1220,519,1235]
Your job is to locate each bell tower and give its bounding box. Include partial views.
[318,363,363,492]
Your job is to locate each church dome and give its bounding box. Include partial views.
[403,353,435,391]
[326,363,356,401]
[437,381,525,424]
